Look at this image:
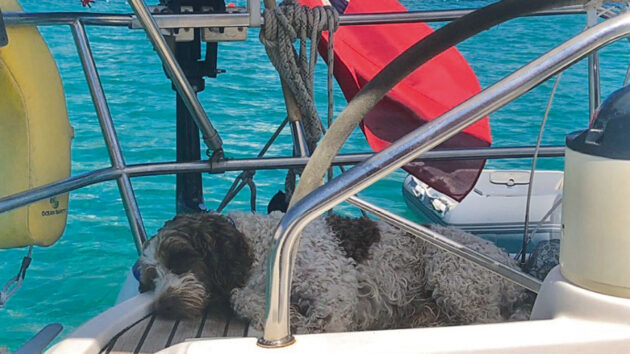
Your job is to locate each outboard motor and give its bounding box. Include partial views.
[561,85,630,298]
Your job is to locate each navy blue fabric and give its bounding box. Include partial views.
[567,85,630,160]
[132,260,141,281]
[329,0,348,13]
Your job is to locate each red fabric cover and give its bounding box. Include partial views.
[299,0,491,201]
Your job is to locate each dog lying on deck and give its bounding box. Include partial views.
[137,212,532,333]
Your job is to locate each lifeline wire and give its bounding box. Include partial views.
[521,5,615,261]
[520,73,563,264]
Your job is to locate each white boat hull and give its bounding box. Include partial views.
[49,267,630,354]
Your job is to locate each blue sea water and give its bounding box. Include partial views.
[1,0,629,350]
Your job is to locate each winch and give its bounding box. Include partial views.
[561,85,630,298]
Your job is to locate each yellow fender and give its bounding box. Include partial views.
[0,0,72,248]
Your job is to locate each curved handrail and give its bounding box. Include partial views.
[259,12,630,347]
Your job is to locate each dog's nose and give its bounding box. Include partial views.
[154,289,207,320]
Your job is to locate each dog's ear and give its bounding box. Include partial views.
[158,234,200,275]
[195,215,252,303]
[153,213,253,306]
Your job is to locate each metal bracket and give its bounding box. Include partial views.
[142,5,249,42]
[248,0,262,27]
[209,147,224,162]
[202,25,247,42]
[203,5,248,42]
[147,5,196,42]
[0,7,8,48]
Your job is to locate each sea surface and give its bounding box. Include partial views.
[1,0,629,350]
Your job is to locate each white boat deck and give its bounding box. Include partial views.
[101,310,251,353]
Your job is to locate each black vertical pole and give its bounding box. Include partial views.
[175,32,205,213]
[175,93,205,213]
[170,0,223,214]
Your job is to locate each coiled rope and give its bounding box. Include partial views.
[260,0,339,202]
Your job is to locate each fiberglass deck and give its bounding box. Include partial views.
[101,309,256,353]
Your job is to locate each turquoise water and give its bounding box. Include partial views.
[1,0,629,350]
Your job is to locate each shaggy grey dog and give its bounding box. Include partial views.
[137,213,252,319]
[137,211,532,333]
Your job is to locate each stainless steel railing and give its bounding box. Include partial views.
[71,20,148,251]
[0,146,565,215]
[1,6,587,27]
[0,4,619,344]
[259,12,630,347]
[0,2,595,269]
[126,0,223,155]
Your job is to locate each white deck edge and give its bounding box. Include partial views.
[159,267,630,353]
[49,268,630,354]
[162,318,630,354]
[46,293,153,354]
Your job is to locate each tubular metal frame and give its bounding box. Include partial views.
[0,3,616,346]
[259,13,630,346]
[0,146,565,216]
[2,6,588,27]
[126,0,223,153]
[71,20,148,252]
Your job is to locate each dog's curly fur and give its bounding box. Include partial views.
[326,214,381,264]
[138,212,533,332]
[229,212,361,333]
[422,225,532,324]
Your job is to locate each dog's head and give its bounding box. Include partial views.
[138,213,252,319]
